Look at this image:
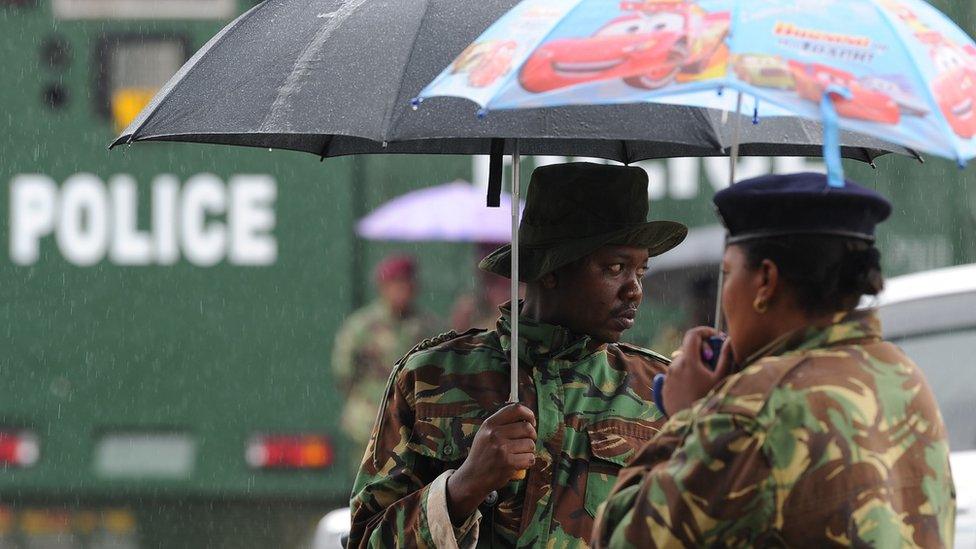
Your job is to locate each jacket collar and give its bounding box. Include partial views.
[495,301,595,365]
[743,308,882,367]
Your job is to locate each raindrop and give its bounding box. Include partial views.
[958,158,967,169]
[753,99,760,125]
[716,86,724,97]
[382,141,388,148]
[410,97,423,111]
[50,377,71,398]
[477,108,489,119]
[268,148,273,152]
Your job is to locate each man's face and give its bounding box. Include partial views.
[379,277,417,314]
[549,245,649,344]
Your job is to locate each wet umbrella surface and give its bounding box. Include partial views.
[114,0,910,164]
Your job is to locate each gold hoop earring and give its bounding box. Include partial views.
[753,296,769,314]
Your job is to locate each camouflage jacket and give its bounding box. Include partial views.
[332,300,440,446]
[349,305,670,548]
[593,310,956,548]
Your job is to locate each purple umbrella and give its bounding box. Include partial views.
[356,180,525,242]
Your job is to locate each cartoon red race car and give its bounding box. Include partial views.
[788,61,901,125]
[518,2,730,93]
[451,39,519,88]
[930,45,976,138]
[964,43,976,60]
[916,34,976,138]
[858,75,929,117]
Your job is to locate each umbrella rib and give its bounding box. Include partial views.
[260,0,370,134]
[696,108,726,153]
[381,0,434,141]
[111,1,268,147]
[318,135,336,161]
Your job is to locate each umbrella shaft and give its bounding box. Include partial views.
[510,142,521,404]
[716,94,744,332]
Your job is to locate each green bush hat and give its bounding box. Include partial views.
[479,162,688,282]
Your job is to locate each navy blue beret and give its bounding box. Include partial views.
[713,172,892,244]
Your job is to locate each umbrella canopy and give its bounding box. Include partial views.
[111,0,918,412]
[420,0,973,165]
[356,181,524,242]
[112,0,912,164]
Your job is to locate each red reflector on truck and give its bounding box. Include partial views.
[0,431,39,467]
[245,434,333,470]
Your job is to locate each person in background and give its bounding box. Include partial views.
[650,273,718,355]
[348,162,687,548]
[593,173,955,548]
[332,254,440,473]
[450,242,523,332]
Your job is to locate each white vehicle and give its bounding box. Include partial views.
[869,263,976,548]
[311,507,351,549]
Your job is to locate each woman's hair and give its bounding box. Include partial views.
[738,235,884,315]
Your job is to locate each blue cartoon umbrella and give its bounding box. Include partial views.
[420,0,976,186]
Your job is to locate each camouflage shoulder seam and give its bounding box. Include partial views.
[368,327,485,470]
[398,328,487,363]
[615,342,671,365]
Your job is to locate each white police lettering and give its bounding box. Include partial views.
[228,175,277,265]
[181,173,227,267]
[703,157,775,191]
[152,175,180,265]
[668,158,699,199]
[10,174,57,265]
[7,173,278,267]
[58,173,110,266]
[110,174,153,265]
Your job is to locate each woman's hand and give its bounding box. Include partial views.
[661,327,734,416]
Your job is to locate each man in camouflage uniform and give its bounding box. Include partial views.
[593,173,956,547]
[332,255,439,472]
[348,163,688,548]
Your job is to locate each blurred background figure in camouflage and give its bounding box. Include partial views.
[594,173,956,548]
[450,242,524,332]
[331,254,440,473]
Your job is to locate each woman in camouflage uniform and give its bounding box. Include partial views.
[593,172,956,548]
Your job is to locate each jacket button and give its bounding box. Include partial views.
[483,491,499,507]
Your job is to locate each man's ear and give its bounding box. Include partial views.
[758,259,780,303]
[539,271,558,290]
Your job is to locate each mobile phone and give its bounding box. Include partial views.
[701,336,725,371]
[652,335,726,417]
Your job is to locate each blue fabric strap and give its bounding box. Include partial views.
[820,85,853,189]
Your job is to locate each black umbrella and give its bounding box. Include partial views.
[112,0,916,419]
